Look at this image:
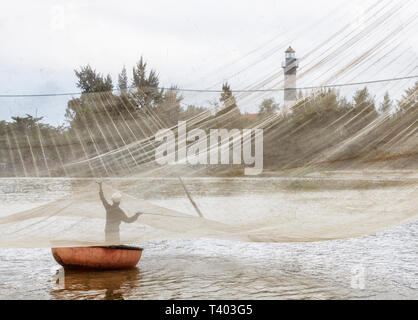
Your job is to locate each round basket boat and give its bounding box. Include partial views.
[51,246,143,270]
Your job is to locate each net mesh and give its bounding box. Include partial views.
[0,0,417,247]
[0,83,416,247]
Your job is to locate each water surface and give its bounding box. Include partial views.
[0,177,417,299]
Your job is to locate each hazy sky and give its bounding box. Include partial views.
[0,0,417,125]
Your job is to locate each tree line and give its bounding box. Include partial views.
[0,56,417,176]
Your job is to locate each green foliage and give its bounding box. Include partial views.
[131,56,163,112]
[353,87,376,114]
[118,66,128,91]
[219,82,237,110]
[74,65,113,93]
[398,81,417,113]
[215,82,241,128]
[10,114,44,130]
[157,87,183,126]
[180,105,207,120]
[2,61,418,176]
[379,92,393,114]
[258,98,279,115]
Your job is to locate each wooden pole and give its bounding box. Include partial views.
[178,177,204,218]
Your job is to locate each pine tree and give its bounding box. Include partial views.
[219,82,237,111]
[216,82,241,127]
[398,81,418,113]
[131,56,162,112]
[10,114,44,130]
[118,66,128,91]
[379,91,392,114]
[66,65,114,134]
[74,65,113,93]
[352,87,377,117]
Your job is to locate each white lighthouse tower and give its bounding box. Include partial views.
[282,46,299,111]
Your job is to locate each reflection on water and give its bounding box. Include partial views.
[51,268,141,300]
[46,246,349,300]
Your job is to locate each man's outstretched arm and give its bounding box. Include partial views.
[121,211,141,223]
[97,182,110,208]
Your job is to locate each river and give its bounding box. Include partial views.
[0,177,417,299]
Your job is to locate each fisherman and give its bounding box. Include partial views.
[97,182,141,244]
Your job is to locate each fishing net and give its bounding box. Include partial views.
[0,80,416,248]
[0,0,417,247]
[0,175,417,248]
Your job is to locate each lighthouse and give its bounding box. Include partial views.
[282,46,299,110]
